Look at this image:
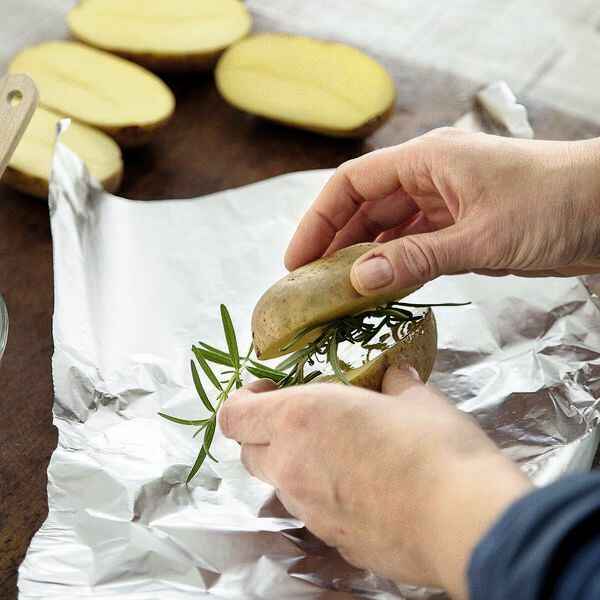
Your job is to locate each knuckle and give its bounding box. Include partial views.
[393,238,439,282]
[280,399,313,432]
[426,126,460,139]
[218,405,232,437]
[334,158,359,185]
[357,205,382,238]
[337,157,358,173]
[336,159,364,208]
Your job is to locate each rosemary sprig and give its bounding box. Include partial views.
[159,300,468,482]
[160,305,256,482]
[273,300,469,385]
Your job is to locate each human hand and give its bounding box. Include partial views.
[285,129,600,295]
[219,367,531,599]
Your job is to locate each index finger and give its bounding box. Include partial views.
[284,145,409,270]
[219,389,281,444]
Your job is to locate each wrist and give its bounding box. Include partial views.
[420,451,532,599]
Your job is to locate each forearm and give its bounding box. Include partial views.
[415,452,532,599]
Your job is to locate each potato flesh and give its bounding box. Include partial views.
[252,243,420,359]
[9,42,174,130]
[68,0,251,57]
[7,107,122,197]
[216,34,395,134]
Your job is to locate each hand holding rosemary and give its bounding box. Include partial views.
[159,301,467,483]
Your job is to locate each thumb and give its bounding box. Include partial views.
[381,364,423,396]
[351,224,472,294]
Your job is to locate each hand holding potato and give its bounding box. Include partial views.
[285,129,600,293]
[220,368,531,599]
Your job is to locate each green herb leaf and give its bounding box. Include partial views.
[158,412,210,426]
[246,366,279,382]
[243,343,253,361]
[194,350,223,391]
[186,418,218,483]
[393,301,471,308]
[220,305,240,370]
[248,361,287,380]
[302,370,323,383]
[249,359,286,374]
[276,346,313,371]
[186,447,207,483]
[328,338,350,385]
[203,419,218,462]
[194,343,233,367]
[190,360,215,413]
[193,420,211,437]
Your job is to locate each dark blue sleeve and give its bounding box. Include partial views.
[468,472,600,600]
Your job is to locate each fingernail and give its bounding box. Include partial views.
[405,365,421,381]
[392,362,421,381]
[353,256,393,291]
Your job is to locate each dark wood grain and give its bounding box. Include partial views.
[1,48,600,600]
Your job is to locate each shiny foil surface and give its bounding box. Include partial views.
[18,94,600,598]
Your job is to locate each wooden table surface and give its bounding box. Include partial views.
[2,47,600,599]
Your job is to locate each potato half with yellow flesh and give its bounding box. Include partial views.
[4,107,122,198]
[68,0,252,72]
[252,243,422,359]
[216,33,396,138]
[9,42,175,146]
[318,309,437,388]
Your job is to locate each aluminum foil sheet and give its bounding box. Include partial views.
[18,92,600,598]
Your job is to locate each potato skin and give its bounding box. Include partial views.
[2,166,48,199]
[252,243,420,359]
[339,308,437,388]
[96,48,223,73]
[275,102,395,139]
[3,163,123,199]
[102,113,173,148]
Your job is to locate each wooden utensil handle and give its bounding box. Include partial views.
[0,73,38,181]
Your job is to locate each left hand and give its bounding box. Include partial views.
[219,366,531,599]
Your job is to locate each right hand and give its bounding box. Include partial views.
[285,129,600,295]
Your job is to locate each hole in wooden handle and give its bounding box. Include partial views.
[6,89,24,107]
[0,75,38,182]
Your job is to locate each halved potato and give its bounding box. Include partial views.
[216,33,396,137]
[9,41,175,146]
[252,243,421,360]
[318,309,437,388]
[68,0,252,72]
[4,107,122,198]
